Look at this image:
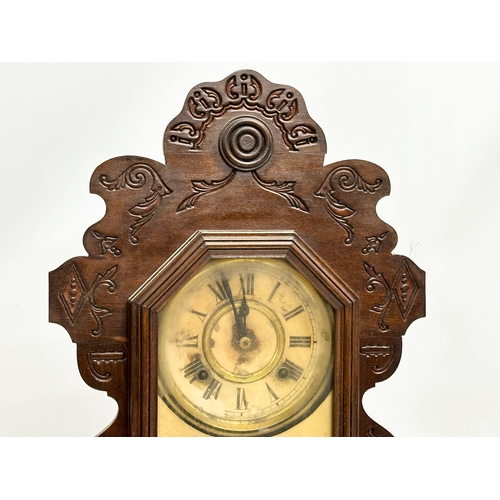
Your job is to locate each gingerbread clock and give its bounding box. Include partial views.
[49,70,425,436]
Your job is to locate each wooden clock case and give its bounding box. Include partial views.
[48,69,425,436]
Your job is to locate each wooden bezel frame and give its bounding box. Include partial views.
[129,230,355,436]
[49,69,425,436]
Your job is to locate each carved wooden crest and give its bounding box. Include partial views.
[49,69,425,436]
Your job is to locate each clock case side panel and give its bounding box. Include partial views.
[128,230,359,437]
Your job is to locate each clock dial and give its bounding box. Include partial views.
[157,258,334,436]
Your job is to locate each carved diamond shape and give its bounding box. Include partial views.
[59,264,87,323]
[392,260,418,320]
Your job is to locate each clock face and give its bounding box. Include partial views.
[157,258,334,436]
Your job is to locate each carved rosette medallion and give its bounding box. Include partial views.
[219,116,273,172]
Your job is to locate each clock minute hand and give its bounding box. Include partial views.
[221,274,243,333]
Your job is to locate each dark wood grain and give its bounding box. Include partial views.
[49,69,425,436]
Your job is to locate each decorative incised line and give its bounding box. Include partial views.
[168,71,318,151]
[360,344,395,374]
[93,230,121,257]
[99,163,172,244]
[87,350,126,381]
[59,264,87,323]
[364,262,391,332]
[362,231,388,254]
[315,166,383,245]
[392,259,419,320]
[88,265,117,336]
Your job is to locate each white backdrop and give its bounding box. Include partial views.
[1,63,500,439]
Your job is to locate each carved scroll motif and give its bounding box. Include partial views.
[364,262,391,332]
[168,72,319,151]
[87,350,126,381]
[99,163,172,244]
[89,265,117,336]
[315,166,383,244]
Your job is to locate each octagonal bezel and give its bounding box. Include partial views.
[128,230,358,437]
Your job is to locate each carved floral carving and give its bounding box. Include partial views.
[315,166,383,244]
[99,163,172,244]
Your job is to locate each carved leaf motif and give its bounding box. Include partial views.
[253,172,309,212]
[177,171,236,212]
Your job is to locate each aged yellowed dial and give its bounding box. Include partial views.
[157,258,333,436]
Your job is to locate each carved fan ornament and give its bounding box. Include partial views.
[49,70,425,437]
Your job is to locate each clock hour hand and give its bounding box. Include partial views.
[238,275,249,338]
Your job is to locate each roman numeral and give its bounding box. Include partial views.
[267,281,281,302]
[203,378,222,400]
[278,359,304,381]
[239,273,254,295]
[266,382,279,402]
[289,335,312,348]
[283,305,304,321]
[236,387,248,410]
[176,334,199,347]
[182,358,205,382]
[208,279,228,303]
[189,309,207,322]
